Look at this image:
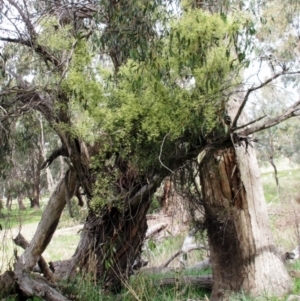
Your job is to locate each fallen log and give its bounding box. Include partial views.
[156,275,213,289]
[160,245,208,268]
[13,268,70,301]
[141,258,210,275]
[13,171,77,301]
[145,223,168,239]
[13,233,55,283]
[187,259,210,270]
[49,260,76,281]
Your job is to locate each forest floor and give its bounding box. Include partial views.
[1,161,300,300]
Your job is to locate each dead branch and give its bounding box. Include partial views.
[0,37,61,67]
[159,245,207,268]
[155,275,212,289]
[238,100,300,136]
[133,258,211,275]
[234,114,267,131]
[13,170,77,300]
[187,258,211,270]
[41,147,69,170]
[232,70,300,129]
[13,271,70,301]
[13,233,55,283]
[145,223,168,240]
[160,250,182,268]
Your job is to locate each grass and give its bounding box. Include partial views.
[261,168,300,204]
[0,207,42,229]
[2,163,300,300]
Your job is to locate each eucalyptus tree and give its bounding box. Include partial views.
[0,111,54,209]
[0,0,174,298]
[0,0,300,300]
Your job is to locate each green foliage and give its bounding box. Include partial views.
[62,7,256,210]
[93,9,250,162]
[57,269,210,301]
[37,17,74,52]
[62,40,104,143]
[0,206,43,229]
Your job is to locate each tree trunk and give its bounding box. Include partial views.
[6,194,12,210]
[39,117,55,192]
[30,151,43,209]
[59,179,159,292]
[17,194,26,210]
[199,143,291,300]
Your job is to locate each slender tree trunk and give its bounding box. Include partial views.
[17,194,26,210]
[199,144,291,300]
[39,118,54,192]
[30,152,43,209]
[6,194,12,210]
[59,155,65,181]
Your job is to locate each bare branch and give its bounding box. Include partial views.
[41,146,69,170]
[129,175,160,208]
[232,70,300,129]
[239,100,300,136]
[234,114,267,131]
[7,0,37,39]
[0,37,61,67]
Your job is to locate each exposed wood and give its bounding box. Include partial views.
[199,143,291,300]
[14,273,70,301]
[187,259,211,270]
[15,171,77,271]
[13,171,77,300]
[13,233,55,283]
[156,275,212,289]
[145,223,168,239]
[49,260,75,281]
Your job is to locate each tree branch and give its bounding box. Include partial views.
[234,114,267,131]
[232,70,300,129]
[13,233,55,283]
[0,37,61,67]
[41,147,69,170]
[129,175,160,208]
[238,100,300,136]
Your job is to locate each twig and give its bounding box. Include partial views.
[232,70,300,129]
[234,114,267,131]
[159,133,174,173]
[239,100,300,136]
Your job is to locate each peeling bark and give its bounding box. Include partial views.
[199,145,291,300]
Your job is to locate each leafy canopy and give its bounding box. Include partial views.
[59,7,252,208]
